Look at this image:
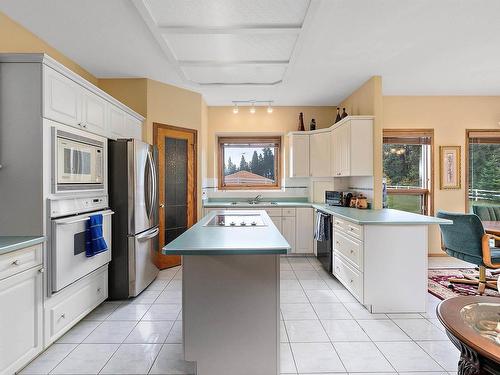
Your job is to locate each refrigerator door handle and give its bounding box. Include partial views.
[144,151,151,221]
[136,227,159,241]
[150,149,158,217]
[147,150,155,221]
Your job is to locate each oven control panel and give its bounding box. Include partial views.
[50,195,108,218]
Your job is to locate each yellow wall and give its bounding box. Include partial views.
[383,96,500,253]
[0,11,97,85]
[340,76,383,208]
[205,106,336,180]
[98,78,148,117]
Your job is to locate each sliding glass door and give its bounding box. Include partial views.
[467,130,500,213]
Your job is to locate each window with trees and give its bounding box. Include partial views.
[218,137,281,190]
[466,130,500,212]
[383,130,433,215]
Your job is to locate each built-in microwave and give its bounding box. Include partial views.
[52,128,105,193]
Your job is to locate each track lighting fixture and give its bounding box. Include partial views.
[231,100,274,114]
[232,104,239,114]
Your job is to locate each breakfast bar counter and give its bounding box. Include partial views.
[163,210,290,375]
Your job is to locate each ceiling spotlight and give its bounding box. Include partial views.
[232,104,239,114]
[267,103,273,114]
[249,104,256,114]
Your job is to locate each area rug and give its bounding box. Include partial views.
[428,268,500,300]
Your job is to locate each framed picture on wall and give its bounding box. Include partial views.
[439,146,461,189]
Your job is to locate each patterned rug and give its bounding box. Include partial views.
[428,268,500,300]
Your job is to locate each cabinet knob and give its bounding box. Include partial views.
[39,267,45,273]
[61,313,66,319]
[97,287,102,293]
[350,249,354,254]
[350,279,353,283]
[11,260,20,266]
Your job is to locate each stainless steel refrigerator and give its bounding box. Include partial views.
[108,139,159,299]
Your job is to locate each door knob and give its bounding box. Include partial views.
[159,203,165,208]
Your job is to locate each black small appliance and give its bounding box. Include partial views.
[325,191,353,207]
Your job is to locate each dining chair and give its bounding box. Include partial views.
[436,211,500,294]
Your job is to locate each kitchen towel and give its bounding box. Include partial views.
[314,211,330,242]
[85,214,108,257]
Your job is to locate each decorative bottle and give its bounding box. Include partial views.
[298,112,305,131]
[341,108,348,119]
[309,119,316,131]
[335,108,341,123]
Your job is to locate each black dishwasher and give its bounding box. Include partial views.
[315,212,333,272]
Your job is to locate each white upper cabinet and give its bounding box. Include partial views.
[289,133,310,177]
[40,56,143,139]
[43,66,81,127]
[108,106,126,139]
[81,90,107,135]
[309,131,332,177]
[331,117,373,177]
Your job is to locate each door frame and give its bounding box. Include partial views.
[153,122,198,266]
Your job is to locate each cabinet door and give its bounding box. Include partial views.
[295,208,314,253]
[281,216,296,253]
[270,216,282,232]
[82,90,107,136]
[331,128,340,176]
[310,132,331,177]
[108,106,127,139]
[289,134,310,177]
[339,124,351,176]
[0,267,43,375]
[125,115,143,140]
[43,66,81,127]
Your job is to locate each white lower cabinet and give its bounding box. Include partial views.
[295,208,313,254]
[270,216,282,232]
[281,216,296,253]
[0,266,43,375]
[44,266,108,345]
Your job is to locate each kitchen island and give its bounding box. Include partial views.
[162,210,289,375]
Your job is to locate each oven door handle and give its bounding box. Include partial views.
[54,210,114,225]
[136,227,159,241]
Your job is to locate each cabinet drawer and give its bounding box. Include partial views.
[48,269,107,341]
[264,208,282,217]
[0,244,42,281]
[282,208,296,217]
[345,222,363,240]
[333,217,346,231]
[333,255,363,302]
[335,231,363,269]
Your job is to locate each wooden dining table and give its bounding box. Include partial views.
[483,221,500,236]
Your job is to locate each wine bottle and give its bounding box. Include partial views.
[298,112,305,131]
[309,119,316,131]
[341,108,348,119]
[335,108,341,123]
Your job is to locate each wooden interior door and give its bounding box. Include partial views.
[154,123,197,269]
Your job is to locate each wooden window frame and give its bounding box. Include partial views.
[383,129,434,215]
[465,129,500,212]
[217,136,282,190]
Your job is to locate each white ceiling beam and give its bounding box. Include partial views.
[178,60,289,67]
[158,26,302,35]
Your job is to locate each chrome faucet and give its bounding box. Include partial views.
[248,194,263,204]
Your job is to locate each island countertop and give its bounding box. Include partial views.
[0,236,45,256]
[162,210,290,255]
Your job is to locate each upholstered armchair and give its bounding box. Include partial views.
[472,205,500,221]
[436,211,500,294]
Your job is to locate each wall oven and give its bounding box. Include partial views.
[49,196,112,294]
[52,128,105,193]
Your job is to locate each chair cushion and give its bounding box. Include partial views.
[445,249,483,266]
[491,247,500,265]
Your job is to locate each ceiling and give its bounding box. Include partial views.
[2,0,500,105]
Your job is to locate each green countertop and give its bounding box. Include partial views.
[203,200,452,225]
[0,236,45,256]
[162,210,290,255]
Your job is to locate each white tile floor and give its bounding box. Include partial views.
[21,256,460,375]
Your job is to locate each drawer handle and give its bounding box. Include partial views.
[349,227,354,231]
[11,260,20,266]
[336,241,340,245]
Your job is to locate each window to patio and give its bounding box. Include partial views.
[383,130,434,215]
